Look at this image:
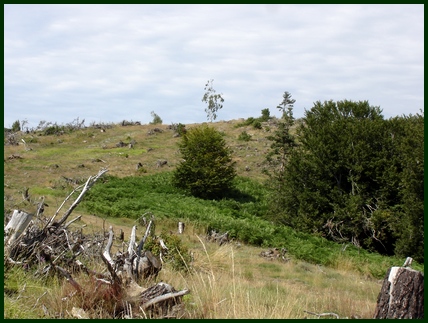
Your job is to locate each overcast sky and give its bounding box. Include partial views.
[4,4,424,129]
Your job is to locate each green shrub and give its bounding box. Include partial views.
[43,125,65,136]
[145,232,192,272]
[150,111,163,125]
[176,123,187,136]
[173,125,236,199]
[11,120,21,132]
[238,131,252,141]
[252,120,262,129]
[260,108,271,122]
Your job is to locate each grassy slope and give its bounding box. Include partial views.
[3,119,420,319]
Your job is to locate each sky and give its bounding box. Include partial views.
[4,4,424,129]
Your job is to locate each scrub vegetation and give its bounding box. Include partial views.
[4,103,423,318]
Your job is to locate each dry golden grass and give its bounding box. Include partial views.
[4,120,271,215]
[4,216,381,319]
[155,235,380,319]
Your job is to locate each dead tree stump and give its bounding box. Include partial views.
[178,222,185,234]
[373,265,424,319]
[4,210,33,246]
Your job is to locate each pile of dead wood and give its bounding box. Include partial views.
[4,168,190,319]
[206,229,230,246]
[259,247,290,262]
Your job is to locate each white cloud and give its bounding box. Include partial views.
[4,4,424,129]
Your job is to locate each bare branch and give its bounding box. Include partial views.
[54,265,82,293]
[304,310,340,319]
[100,226,122,287]
[140,289,190,310]
[135,216,154,279]
[4,210,33,246]
[102,226,115,269]
[64,215,82,229]
[56,168,108,227]
[128,225,137,259]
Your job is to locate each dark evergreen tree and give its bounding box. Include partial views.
[264,92,298,223]
[173,124,236,199]
[387,112,424,262]
[266,99,424,260]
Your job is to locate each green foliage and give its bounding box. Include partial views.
[266,99,424,261]
[237,117,256,127]
[265,101,296,178]
[202,79,224,122]
[11,120,21,132]
[260,108,271,122]
[238,131,252,142]
[172,124,236,199]
[176,123,187,136]
[386,112,424,262]
[145,232,192,272]
[43,124,66,136]
[150,111,163,124]
[236,109,272,129]
[252,120,262,129]
[80,172,422,279]
[277,91,295,118]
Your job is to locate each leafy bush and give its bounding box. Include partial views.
[150,111,163,125]
[176,123,187,136]
[235,109,271,129]
[43,125,65,136]
[252,120,262,129]
[173,124,236,199]
[260,108,271,122]
[238,131,252,141]
[145,232,192,272]
[11,120,20,132]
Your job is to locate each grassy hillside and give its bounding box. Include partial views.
[3,118,421,319]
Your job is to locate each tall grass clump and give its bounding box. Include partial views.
[158,237,380,319]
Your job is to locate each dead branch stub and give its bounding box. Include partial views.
[178,221,185,234]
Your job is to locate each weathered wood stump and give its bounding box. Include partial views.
[373,265,424,319]
[178,222,185,234]
[4,210,33,246]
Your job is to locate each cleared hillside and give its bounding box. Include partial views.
[3,118,415,319]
